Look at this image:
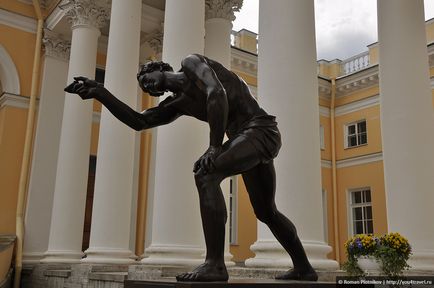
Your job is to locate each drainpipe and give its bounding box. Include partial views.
[14,1,43,287]
[330,78,340,263]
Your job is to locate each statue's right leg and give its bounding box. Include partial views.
[242,162,318,281]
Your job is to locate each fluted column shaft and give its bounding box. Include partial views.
[82,0,142,264]
[377,0,434,270]
[246,0,338,270]
[142,0,207,266]
[43,0,109,263]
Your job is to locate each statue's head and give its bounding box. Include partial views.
[137,61,174,96]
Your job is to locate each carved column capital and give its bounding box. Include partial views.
[59,0,110,30]
[43,29,71,61]
[146,24,164,56]
[205,0,243,21]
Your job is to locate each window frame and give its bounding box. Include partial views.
[347,187,373,236]
[344,119,368,149]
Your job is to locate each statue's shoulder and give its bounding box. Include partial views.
[181,54,207,72]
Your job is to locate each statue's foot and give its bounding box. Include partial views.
[176,262,228,282]
[275,268,318,281]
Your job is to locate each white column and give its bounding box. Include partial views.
[83,0,142,264]
[377,0,434,270]
[204,0,242,266]
[23,31,70,264]
[245,0,338,270]
[142,0,207,266]
[42,0,109,263]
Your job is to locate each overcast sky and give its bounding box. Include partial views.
[232,0,434,60]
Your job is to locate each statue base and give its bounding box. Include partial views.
[124,279,336,288]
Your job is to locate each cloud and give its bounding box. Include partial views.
[233,0,433,61]
[314,0,377,60]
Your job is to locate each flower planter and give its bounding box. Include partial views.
[357,256,381,273]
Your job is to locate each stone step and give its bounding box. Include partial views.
[124,279,336,288]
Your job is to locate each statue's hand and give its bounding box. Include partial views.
[64,76,103,100]
[193,146,222,175]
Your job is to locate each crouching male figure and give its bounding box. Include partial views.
[65,54,318,282]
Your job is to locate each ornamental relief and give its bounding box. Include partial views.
[43,30,71,61]
[205,0,243,21]
[59,0,110,29]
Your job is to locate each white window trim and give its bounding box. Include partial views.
[229,176,238,245]
[320,124,325,150]
[344,119,367,149]
[347,187,373,236]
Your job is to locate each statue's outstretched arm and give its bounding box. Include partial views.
[65,76,181,131]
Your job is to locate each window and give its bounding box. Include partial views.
[345,120,367,148]
[320,124,325,150]
[229,177,238,245]
[349,188,373,235]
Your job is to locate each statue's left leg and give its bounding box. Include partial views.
[242,162,318,281]
[176,136,262,282]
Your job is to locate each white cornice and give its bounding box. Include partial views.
[336,65,379,98]
[335,94,380,116]
[0,93,38,109]
[319,106,330,117]
[0,93,102,123]
[321,160,332,169]
[318,77,331,100]
[92,111,101,123]
[46,6,65,30]
[0,8,37,33]
[230,47,257,77]
[336,152,383,168]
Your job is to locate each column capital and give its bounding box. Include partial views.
[205,0,243,21]
[59,0,110,30]
[43,29,71,61]
[146,24,164,56]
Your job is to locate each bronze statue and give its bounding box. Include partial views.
[65,54,318,282]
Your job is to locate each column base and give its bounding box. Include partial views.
[224,251,236,267]
[41,250,84,263]
[82,247,137,264]
[141,244,205,266]
[23,252,45,264]
[245,240,339,270]
[408,250,434,271]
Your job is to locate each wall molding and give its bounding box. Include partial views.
[335,94,380,116]
[336,152,383,168]
[0,93,36,109]
[0,8,37,33]
[0,93,103,123]
[319,106,330,117]
[321,159,332,169]
[0,45,21,95]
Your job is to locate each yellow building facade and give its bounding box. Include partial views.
[1,1,434,286]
